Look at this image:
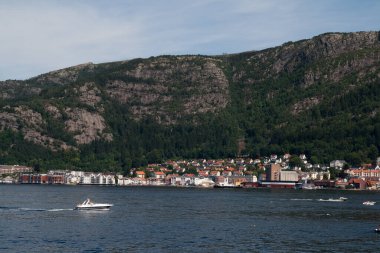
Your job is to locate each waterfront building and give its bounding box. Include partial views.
[0,176,14,184]
[279,171,298,182]
[80,173,91,184]
[335,179,349,189]
[266,164,281,181]
[0,165,33,175]
[153,171,165,179]
[260,181,296,189]
[346,168,380,179]
[348,178,366,189]
[117,177,133,186]
[215,175,257,187]
[135,171,145,179]
[181,174,195,186]
[168,174,181,186]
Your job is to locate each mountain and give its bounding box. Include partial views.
[0,31,379,172]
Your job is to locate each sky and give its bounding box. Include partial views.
[0,0,379,80]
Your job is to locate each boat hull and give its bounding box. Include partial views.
[75,206,112,210]
[75,202,113,210]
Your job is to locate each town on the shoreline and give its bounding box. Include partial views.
[1,154,380,190]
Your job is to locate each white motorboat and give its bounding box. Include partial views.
[363,201,376,206]
[318,197,347,202]
[74,198,113,210]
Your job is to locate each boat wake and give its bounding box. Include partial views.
[0,206,74,212]
[290,197,348,202]
[290,198,313,201]
[47,208,75,212]
[19,207,47,212]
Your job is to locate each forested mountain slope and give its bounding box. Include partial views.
[0,31,379,172]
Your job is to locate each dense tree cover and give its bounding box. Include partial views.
[0,34,379,171]
[226,56,378,167]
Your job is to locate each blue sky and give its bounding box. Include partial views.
[0,0,379,80]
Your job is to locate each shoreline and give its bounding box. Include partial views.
[1,182,379,191]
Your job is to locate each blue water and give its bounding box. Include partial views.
[0,185,379,252]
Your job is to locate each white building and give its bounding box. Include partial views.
[117,177,133,186]
[279,171,299,182]
[180,174,195,186]
[170,175,181,186]
[330,160,346,169]
[80,173,93,184]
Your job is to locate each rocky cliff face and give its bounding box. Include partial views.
[0,105,74,151]
[105,56,229,124]
[230,31,379,114]
[64,107,112,144]
[233,32,379,83]
[0,31,378,156]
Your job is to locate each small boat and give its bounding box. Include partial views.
[74,198,113,210]
[301,184,323,190]
[363,201,376,206]
[375,227,380,233]
[318,197,346,202]
[214,183,241,188]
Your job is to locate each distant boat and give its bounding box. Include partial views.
[318,197,347,202]
[301,184,322,190]
[214,184,241,188]
[363,201,376,206]
[375,227,380,233]
[74,198,113,210]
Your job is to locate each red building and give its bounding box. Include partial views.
[348,178,366,189]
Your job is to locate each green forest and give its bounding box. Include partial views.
[0,32,379,173]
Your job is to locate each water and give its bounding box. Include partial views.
[0,185,380,252]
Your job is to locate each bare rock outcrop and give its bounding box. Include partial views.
[64,108,112,144]
[237,31,380,85]
[291,97,322,115]
[44,104,62,119]
[14,106,45,130]
[0,112,19,131]
[302,50,380,87]
[106,57,229,123]
[77,82,102,107]
[272,32,379,75]
[23,130,74,151]
[0,106,74,151]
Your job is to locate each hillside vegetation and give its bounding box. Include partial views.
[0,31,379,173]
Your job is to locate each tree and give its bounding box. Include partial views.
[367,145,378,162]
[289,156,303,168]
[33,163,41,173]
[310,156,319,165]
[146,149,163,164]
[329,167,338,180]
[345,152,362,167]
